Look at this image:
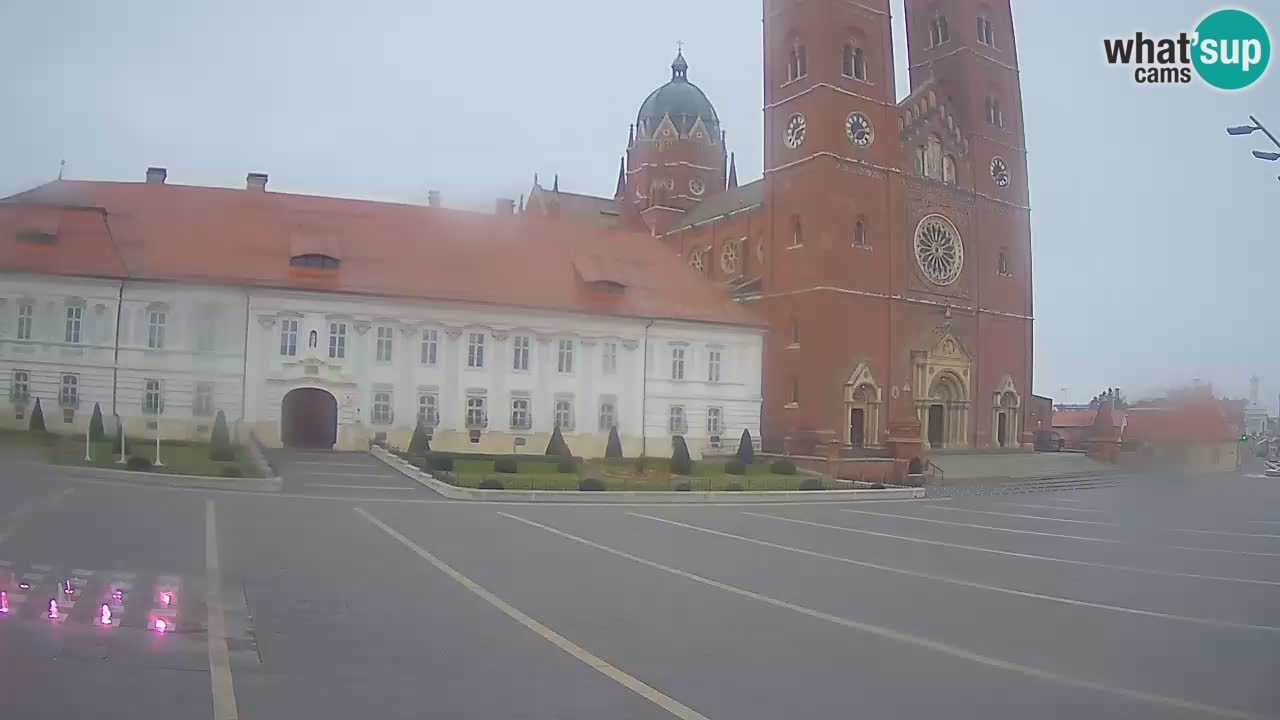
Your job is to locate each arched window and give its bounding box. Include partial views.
[943,154,957,184]
[929,12,949,47]
[853,218,868,247]
[790,215,803,248]
[788,43,808,82]
[998,248,1010,276]
[914,145,927,176]
[927,90,937,110]
[308,330,318,348]
[790,316,800,345]
[977,15,995,47]
[842,44,854,77]
[842,44,866,81]
[985,96,1003,127]
[926,134,943,179]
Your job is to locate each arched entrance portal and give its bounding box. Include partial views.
[281,388,337,449]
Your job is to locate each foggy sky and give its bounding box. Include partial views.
[1,0,1276,412]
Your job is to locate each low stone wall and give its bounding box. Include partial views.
[370,447,924,503]
[774,454,905,484]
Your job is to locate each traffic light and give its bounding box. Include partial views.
[1241,434,1249,442]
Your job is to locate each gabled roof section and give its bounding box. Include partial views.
[1,179,759,328]
[525,184,622,228]
[663,179,764,235]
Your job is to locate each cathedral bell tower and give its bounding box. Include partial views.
[624,51,727,236]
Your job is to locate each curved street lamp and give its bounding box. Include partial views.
[1226,115,1280,181]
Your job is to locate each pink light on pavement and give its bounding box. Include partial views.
[0,591,8,614]
[99,604,112,626]
[160,591,173,606]
[63,580,73,595]
[154,618,168,632]
[111,588,124,603]
[48,599,59,619]
[18,582,29,590]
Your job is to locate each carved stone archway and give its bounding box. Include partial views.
[991,374,1021,448]
[912,332,972,449]
[843,363,882,448]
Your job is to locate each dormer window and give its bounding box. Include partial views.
[290,254,340,269]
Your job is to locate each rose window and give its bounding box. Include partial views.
[914,214,964,286]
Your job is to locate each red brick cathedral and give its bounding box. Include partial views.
[527,0,1032,453]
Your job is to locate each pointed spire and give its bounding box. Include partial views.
[533,172,540,188]
[671,47,689,82]
[627,123,635,149]
[553,174,559,193]
[727,152,738,190]
[519,194,525,213]
[614,157,626,198]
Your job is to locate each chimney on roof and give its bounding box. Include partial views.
[146,167,167,184]
[246,173,268,191]
[495,197,515,215]
[428,190,442,208]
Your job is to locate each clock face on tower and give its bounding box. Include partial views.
[783,113,807,149]
[845,112,874,148]
[990,157,1010,188]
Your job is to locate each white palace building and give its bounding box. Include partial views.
[0,170,764,458]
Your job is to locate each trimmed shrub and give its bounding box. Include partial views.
[494,458,519,474]
[670,436,693,476]
[407,418,431,457]
[430,454,455,472]
[724,482,744,492]
[557,459,578,474]
[479,478,505,490]
[725,460,747,476]
[220,466,244,478]
[29,398,46,432]
[605,425,623,460]
[89,403,106,442]
[770,460,798,475]
[126,455,152,471]
[735,429,754,465]
[673,480,691,492]
[579,477,606,492]
[798,477,824,491]
[209,411,234,461]
[545,425,572,458]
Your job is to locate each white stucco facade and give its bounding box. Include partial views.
[0,273,764,459]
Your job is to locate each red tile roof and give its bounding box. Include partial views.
[1123,402,1235,443]
[1052,409,1123,428]
[1,180,760,328]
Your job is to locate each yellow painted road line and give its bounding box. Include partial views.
[500,511,1266,720]
[0,488,74,544]
[205,501,238,720]
[628,512,1280,633]
[355,507,710,720]
[742,512,1280,587]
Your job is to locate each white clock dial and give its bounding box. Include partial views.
[783,113,807,149]
[845,112,874,148]
[991,157,1010,188]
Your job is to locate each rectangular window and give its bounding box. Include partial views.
[599,398,617,431]
[557,339,574,373]
[329,322,347,359]
[510,397,531,430]
[60,373,78,408]
[17,303,33,340]
[11,370,30,403]
[669,406,687,434]
[63,407,74,424]
[64,306,82,344]
[418,392,439,427]
[790,376,800,405]
[143,379,163,415]
[280,319,298,357]
[421,329,438,365]
[466,396,487,428]
[671,347,686,381]
[602,342,617,375]
[147,310,166,349]
[707,350,722,383]
[376,326,394,363]
[706,407,723,435]
[371,391,393,425]
[512,335,530,371]
[554,399,575,431]
[196,310,216,352]
[193,382,214,417]
[467,333,485,369]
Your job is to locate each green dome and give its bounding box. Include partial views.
[637,51,720,136]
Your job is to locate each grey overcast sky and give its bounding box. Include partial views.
[1,0,1276,411]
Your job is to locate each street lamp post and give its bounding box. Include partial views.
[1226,115,1280,181]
